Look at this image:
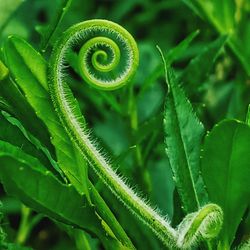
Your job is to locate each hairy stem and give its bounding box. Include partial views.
[49,19,177,248]
[48,19,223,249]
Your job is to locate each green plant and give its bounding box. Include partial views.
[0,1,249,250]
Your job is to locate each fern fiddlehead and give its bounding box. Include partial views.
[177,204,223,248]
[48,19,223,249]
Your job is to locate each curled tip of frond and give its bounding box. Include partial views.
[54,19,139,91]
[177,203,223,249]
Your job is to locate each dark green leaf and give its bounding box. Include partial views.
[183,0,250,75]
[0,142,127,250]
[0,111,55,173]
[181,36,227,95]
[160,49,207,213]
[139,30,199,97]
[4,35,89,197]
[201,120,250,247]
[0,111,62,177]
[0,141,98,232]
[37,0,72,52]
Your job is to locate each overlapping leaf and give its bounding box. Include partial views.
[201,120,250,247]
[3,36,89,196]
[162,57,207,213]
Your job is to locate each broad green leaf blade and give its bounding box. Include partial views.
[162,62,207,213]
[0,111,55,173]
[181,36,227,95]
[201,120,250,247]
[4,35,89,197]
[0,111,62,177]
[0,66,53,154]
[0,141,97,231]
[0,142,128,250]
[0,156,128,250]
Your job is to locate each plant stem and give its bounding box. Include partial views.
[74,230,92,250]
[16,205,43,245]
[16,205,31,245]
[128,86,151,193]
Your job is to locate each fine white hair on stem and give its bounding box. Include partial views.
[49,19,223,249]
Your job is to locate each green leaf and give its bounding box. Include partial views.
[181,36,227,95]
[0,111,55,174]
[37,0,72,52]
[165,29,200,66]
[0,141,97,231]
[182,0,250,75]
[0,141,129,250]
[4,35,89,197]
[0,111,62,177]
[245,104,250,126]
[3,36,134,248]
[0,59,9,80]
[0,0,24,33]
[0,60,53,155]
[160,48,207,213]
[201,120,250,247]
[139,30,199,97]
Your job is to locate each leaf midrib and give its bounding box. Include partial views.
[170,84,200,211]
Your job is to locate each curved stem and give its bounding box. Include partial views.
[49,19,177,248]
[48,19,223,249]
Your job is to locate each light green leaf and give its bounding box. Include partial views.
[201,120,250,247]
[0,59,9,80]
[4,35,89,197]
[160,48,207,213]
[0,72,53,153]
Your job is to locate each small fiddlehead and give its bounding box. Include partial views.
[48,19,223,249]
[177,204,223,249]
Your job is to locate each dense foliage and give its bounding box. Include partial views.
[0,0,250,249]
